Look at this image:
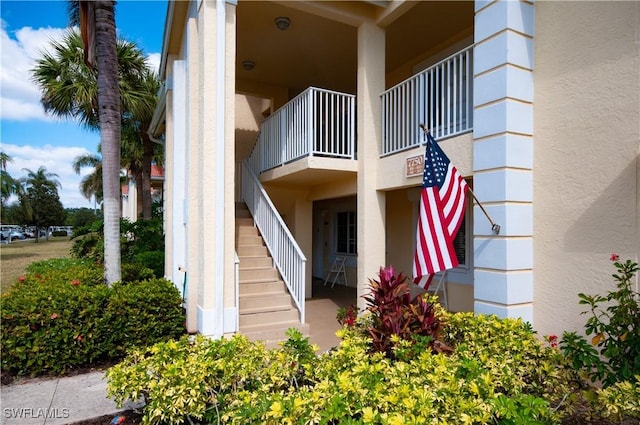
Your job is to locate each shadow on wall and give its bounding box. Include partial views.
[564,156,637,255]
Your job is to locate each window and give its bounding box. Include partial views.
[448,186,473,284]
[452,214,466,266]
[336,211,356,254]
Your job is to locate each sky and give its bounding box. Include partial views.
[0,0,167,209]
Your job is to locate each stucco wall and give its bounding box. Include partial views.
[533,1,639,337]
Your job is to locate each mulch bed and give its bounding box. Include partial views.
[70,411,143,425]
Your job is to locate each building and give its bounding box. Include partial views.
[148,0,639,342]
[121,164,165,220]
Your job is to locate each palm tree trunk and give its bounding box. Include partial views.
[94,1,121,285]
[132,168,144,218]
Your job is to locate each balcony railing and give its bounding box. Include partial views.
[381,45,473,156]
[250,87,356,174]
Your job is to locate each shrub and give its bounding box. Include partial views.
[595,376,640,420]
[131,251,164,279]
[560,255,640,386]
[108,314,580,425]
[25,258,105,286]
[71,217,165,278]
[70,220,104,263]
[1,260,185,376]
[105,279,185,356]
[121,263,155,283]
[360,265,449,359]
[108,332,318,425]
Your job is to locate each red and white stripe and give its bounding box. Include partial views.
[413,163,467,289]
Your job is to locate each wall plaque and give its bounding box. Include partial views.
[406,154,424,177]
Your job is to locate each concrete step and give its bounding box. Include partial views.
[236,217,254,227]
[241,322,310,348]
[237,245,268,257]
[237,235,264,247]
[239,256,273,269]
[240,293,294,313]
[240,280,286,295]
[236,208,252,218]
[239,308,300,328]
[239,267,279,282]
[236,225,259,236]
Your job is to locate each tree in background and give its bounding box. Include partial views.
[121,70,161,219]
[65,207,101,229]
[32,0,154,284]
[72,152,104,206]
[32,30,160,222]
[19,167,66,241]
[1,152,22,214]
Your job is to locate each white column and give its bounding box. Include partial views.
[223,0,237,334]
[195,0,236,337]
[356,21,386,311]
[473,0,535,323]
[185,5,201,334]
[171,60,187,294]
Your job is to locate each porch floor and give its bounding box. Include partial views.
[306,278,357,353]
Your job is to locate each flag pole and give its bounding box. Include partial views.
[419,124,501,235]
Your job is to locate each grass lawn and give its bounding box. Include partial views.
[0,237,74,293]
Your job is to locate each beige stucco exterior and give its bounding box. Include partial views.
[151,0,639,338]
[532,1,639,337]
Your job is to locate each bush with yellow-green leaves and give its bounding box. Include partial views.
[105,313,640,425]
[107,265,640,424]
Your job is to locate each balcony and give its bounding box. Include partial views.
[381,45,473,156]
[247,87,357,186]
[247,46,473,184]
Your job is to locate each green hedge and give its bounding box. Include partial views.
[1,259,185,376]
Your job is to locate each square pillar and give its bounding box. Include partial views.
[356,20,386,310]
[473,0,535,323]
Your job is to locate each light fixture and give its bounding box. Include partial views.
[275,16,290,31]
[241,60,255,71]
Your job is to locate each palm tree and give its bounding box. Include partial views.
[1,152,22,210]
[32,29,159,221]
[33,2,154,284]
[123,69,160,219]
[19,167,65,241]
[20,166,61,192]
[72,152,103,205]
[92,1,122,284]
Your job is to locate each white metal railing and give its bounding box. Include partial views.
[253,87,355,173]
[241,160,306,323]
[381,46,473,156]
[234,251,240,332]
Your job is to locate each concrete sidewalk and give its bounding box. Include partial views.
[1,371,140,425]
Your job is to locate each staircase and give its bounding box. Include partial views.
[236,203,309,347]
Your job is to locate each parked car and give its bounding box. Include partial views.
[9,230,25,240]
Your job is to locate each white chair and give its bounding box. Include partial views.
[323,256,348,288]
[427,272,448,310]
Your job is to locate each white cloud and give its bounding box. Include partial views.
[147,52,161,75]
[2,143,95,209]
[1,22,163,121]
[0,23,69,121]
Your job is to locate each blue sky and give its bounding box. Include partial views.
[0,0,167,208]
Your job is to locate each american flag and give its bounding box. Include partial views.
[413,132,468,289]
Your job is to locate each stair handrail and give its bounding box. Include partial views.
[241,160,306,323]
